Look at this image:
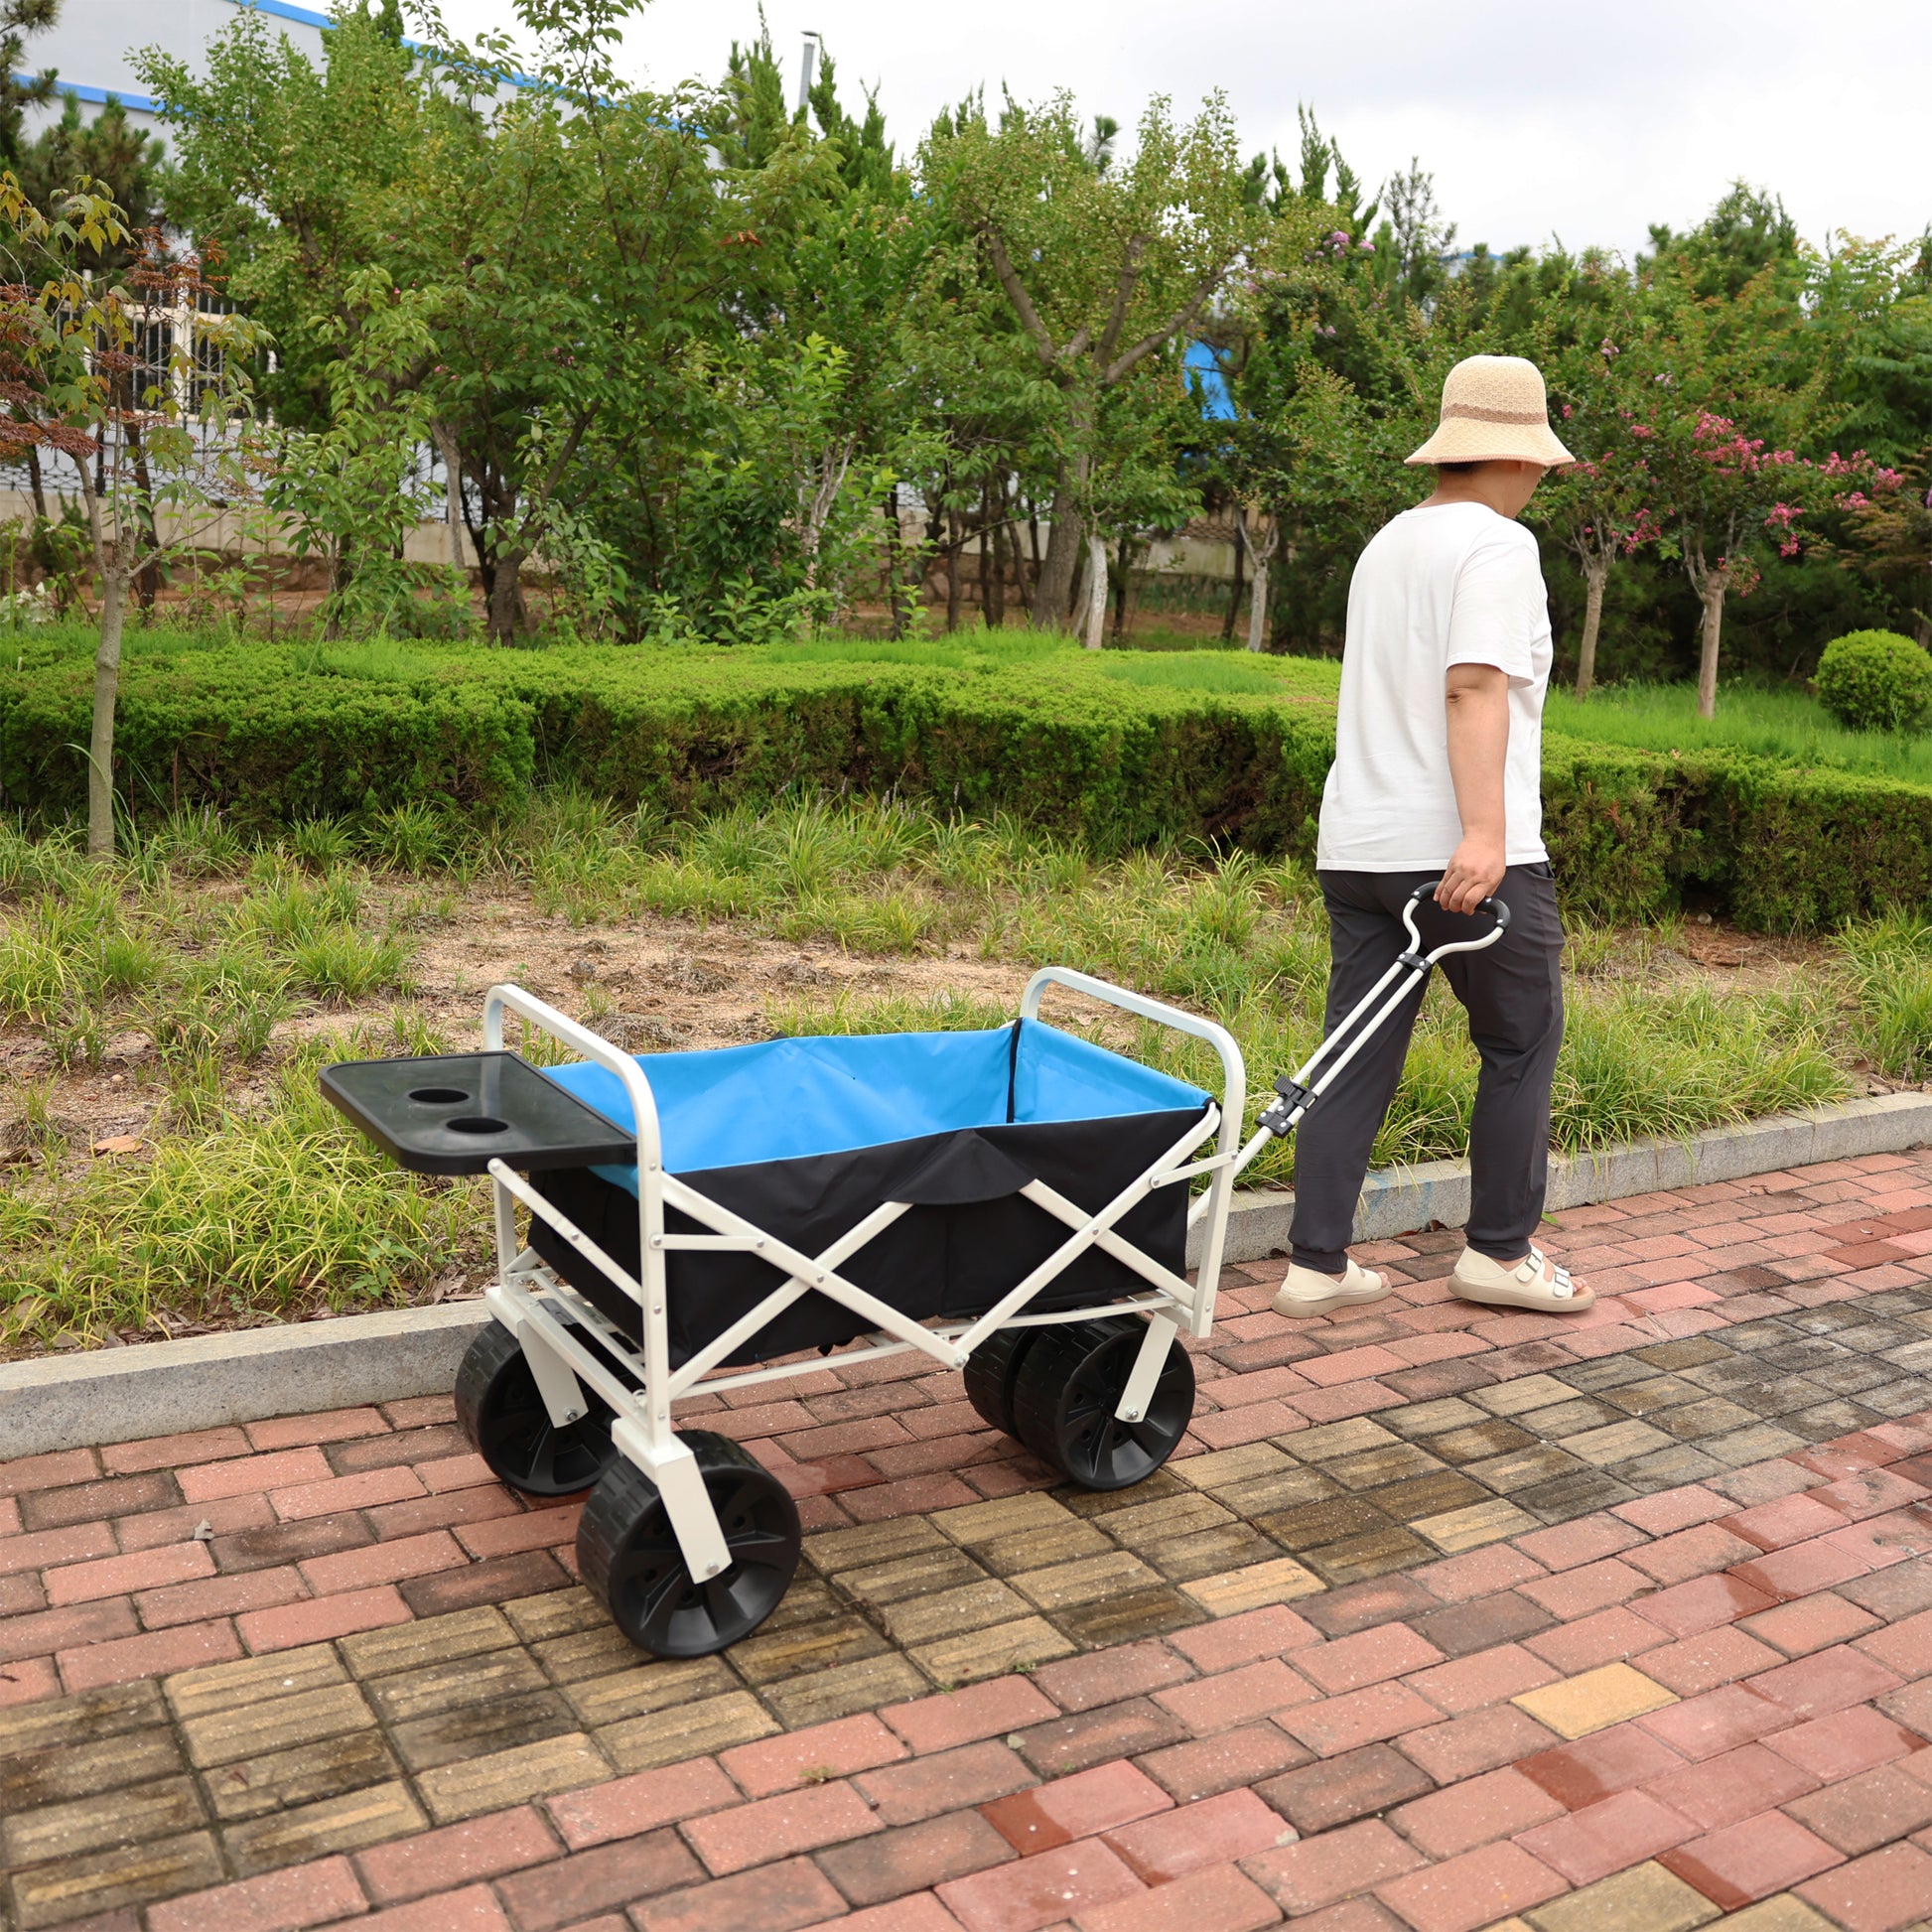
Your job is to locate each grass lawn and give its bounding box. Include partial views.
[1548,680,1932,785]
[4,790,1926,1358]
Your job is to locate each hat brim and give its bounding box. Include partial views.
[1406,419,1576,467]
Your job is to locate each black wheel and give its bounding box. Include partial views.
[1011,1316,1195,1491]
[963,1324,1043,1439]
[455,1322,619,1497]
[579,1432,801,1657]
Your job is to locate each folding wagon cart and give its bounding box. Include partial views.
[323,885,1506,1659]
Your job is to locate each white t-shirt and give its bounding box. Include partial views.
[1315,501,1553,873]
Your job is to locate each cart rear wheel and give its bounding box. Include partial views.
[456,1322,619,1497]
[1012,1316,1194,1491]
[579,1431,801,1657]
[963,1325,1043,1440]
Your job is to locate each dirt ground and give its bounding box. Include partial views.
[4,895,1028,1158]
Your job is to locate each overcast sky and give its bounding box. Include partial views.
[430,0,1931,264]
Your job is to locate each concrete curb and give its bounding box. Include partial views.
[6,1092,1930,1459]
[0,1304,492,1463]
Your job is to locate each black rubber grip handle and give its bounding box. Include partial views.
[1407,882,1511,931]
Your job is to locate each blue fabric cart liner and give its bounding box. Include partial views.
[539,1022,1209,1196]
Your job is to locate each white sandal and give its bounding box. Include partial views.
[1273,1258,1392,1317]
[1449,1244,1594,1311]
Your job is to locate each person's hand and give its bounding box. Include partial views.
[1436,837,1505,916]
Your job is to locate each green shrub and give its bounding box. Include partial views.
[1815,630,1932,734]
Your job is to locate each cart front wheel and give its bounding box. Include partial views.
[963,1325,1042,1440]
[1012,1316,1195,1491]
[456,1322,619,1497]
[579,1432,801,1657]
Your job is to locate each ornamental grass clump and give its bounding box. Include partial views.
[1836,908,1932,1083]
[1815,630,1932,735]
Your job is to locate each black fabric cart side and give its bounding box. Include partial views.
[526,1103,1206,1368]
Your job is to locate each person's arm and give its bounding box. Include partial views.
[1438,662,1509,914]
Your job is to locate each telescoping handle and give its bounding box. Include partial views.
[1230,882,1509,1177]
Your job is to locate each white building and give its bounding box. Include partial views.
[24,0,331,141]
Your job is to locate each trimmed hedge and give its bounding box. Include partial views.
[0,648,531,822]
[3,637,1929,930]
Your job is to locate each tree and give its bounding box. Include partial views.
[19,92,166,264]
[0,184,261,853]
[1628,263,1823,715]
[138,5,424,434]
[1626,260,1904,715]
[265,266,443,634]
[926,91,1263,635]
[1838,465,1931,643]
[1531,301,1660,696]
[0,0,59,168]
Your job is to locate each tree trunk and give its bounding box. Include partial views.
[1220,521,1245,643]
[487,551,527,644]
[1111,534,1132,641]
[1081,530,1108,650]
[1696,578,1725,721]
[1246,552,1271,653]
[1576,561,1606,698]
[432,425,465,570]
[90,562,126,857]
[988,511,1007,628]
[128,423,162,615]
[883,489,905,639]
[26,443,46,520]
[945,509,963,632]
[977,483,994,626]
[1035,482,1081,626]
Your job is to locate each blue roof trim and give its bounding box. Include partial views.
[229,0,334,27]
[14,75,160,113]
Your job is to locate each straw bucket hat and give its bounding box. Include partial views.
[1406,354,1576,467]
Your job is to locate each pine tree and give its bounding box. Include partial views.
[0,0,61,168]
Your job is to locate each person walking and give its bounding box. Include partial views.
[1274,353,1594,1320]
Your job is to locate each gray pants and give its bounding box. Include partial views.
[1289,864,1565,1274]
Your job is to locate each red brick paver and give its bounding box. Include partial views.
[4,1151,1932,1929]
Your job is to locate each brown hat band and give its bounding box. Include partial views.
[1442,401,1549,426]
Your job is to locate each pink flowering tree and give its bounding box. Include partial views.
[1625,263,1902,717]
[1642,406,1900,718]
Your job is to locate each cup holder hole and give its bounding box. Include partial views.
[408,1087,471,1105]
[447,1116,510,1135]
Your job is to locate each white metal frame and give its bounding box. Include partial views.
[478,968,1247,1585]
[475,891,1503,1587]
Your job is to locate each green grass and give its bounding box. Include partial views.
[1836,908,1932,1082]
[1550,681,1932,785]
[1,1030,489,1343]
[0,786,1896,1354]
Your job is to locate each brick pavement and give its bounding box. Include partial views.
[3,1150,1932,1930]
